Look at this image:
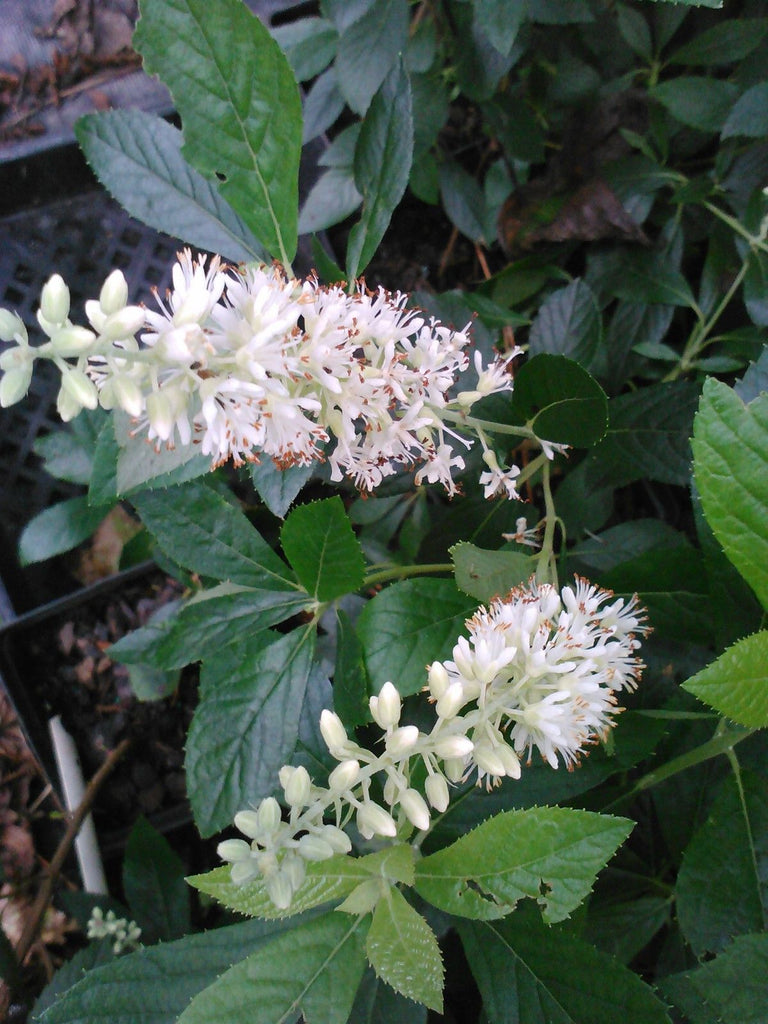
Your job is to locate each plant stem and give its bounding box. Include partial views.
[441,409,537,442]
[363,563,453,588]
[703,201,768,255]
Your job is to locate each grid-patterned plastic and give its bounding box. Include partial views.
[0,190,181,531]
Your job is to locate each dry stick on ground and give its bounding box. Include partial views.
[14,737,132,967]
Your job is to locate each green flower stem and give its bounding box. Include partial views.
[441,409,538,442]
[703,201,768,255]
[535,460,559,587]
[363,563,453,588]
[602,723,755,811]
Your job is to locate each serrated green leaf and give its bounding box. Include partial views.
[89,418,120,506]
[303,68,346,144]
[722,83,768,139]
[113,413,211,494]
[459,907,671,1024]
[123,817,190,943]
[653,77,738,133]
[692,378,768,609]
[510,354,609,448]
[660,934,768,1024]
[528,280,603,372]
[357,578,476,697]
[668,19,768,65]
[19,497,107,566]
[415,807,633,924]
[584,896,671,965]
[34,415,100,484]
[75,111,264,262]
[250,459,315,519]
[134,0,301,264]
[178,910,368,1024]
[186,628,315,835]
[281,497,365,602]
[109,582,307,670]
[132,480,296,590]
[36,917,315,1024]
[334,608,370,726]
[676,772,768,956]
[31,940,116,1018]
[335,0,409,115]
[570,519,689,575]
[366,889,443,1012]
[451,542,534,602]
[346,60,413,279]
[683,631,768,727]
[600,248,698,308]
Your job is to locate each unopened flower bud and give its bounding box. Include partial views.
[112,376,144,418]
[472,741,507,778]
[231,860,260,886]
[495,744,521,779]
[40,274,70,324]
[56,386,81,422]
[85,299,107,333]
[436,681,466,720]
[432,734,473,760]
[266,873,294,910]
[283,765,311,807]
[428,661,449,700]
[283,853,306,892]
[443,756,468,783]
[385,725,420,758]
[383,774,398,806]
[399,788,430,831]
[257,797,282,834]
[425,773,450,812]
[60,369,98,413]
[328,759,360,793]
[102,306,146,340]
[217,838,251,862]
[99,270,129,315]
[357,801,397,838]
[233,810,261,838]
[297,834,335,861]
[369,681,401,729]
[146,391,174,440]
[0,364,33,407]
[51,326,96,357]
[0,310,27,343]
[319,824,352,854]
[319,710,349,757]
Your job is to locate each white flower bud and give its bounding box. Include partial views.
[60,369,98,412]
[328,759,360,793]
[0,310,27,343]
[0,346,31,371]
[174,286,211,326]
[383,774,398,807]
[257,797,282,834]
[233,809,261,838]
[369,681,401,729]
[85,299,107,333]
[283,765,311,807]
[99,270,129,315]
[231,860,260,886]
[319,710,349,757]
[425,773,450,813]
[50,326,96,357]
[443,756,468,783]
[297,834,335,862]
[472,741,507,778]
[146,391,174,440]
[283,853,306,892]
[399,788,430,831]
[217,838,252,862]
[40,274,70,324]
[318,824,352,854]
[266,873,294,910]
[112,376,144,418]
[56,385,81,422]
[432,734,474,760]
[436,681,467,720]
[495,744,522,779]
[0,364,33,408]
[428,661,450,700]
[357,801,397,838]
[385,725,420,758]
[102,305,146,340]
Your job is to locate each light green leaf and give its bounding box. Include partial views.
[415,807,633,924]
[676,772,768,955]
[123,817,190,943]
[134,0,302,264]
[75,111,264,263]
[113,412,210,494]
[722,83,768,139]
[132,480,296,589]
[683,631,768,727]
[692,378,768,609]
[357,578,476,697]
[653,77,738,133]
[459,907,672,1024]
[281,497,366,602]
[366,889,443,1012]
[451,542,534,602]
[346,60,413,279]
[335,0,409,115]
[661,934,768,1024]
[178,911,369,1024]
[19,497,107,566]
[186,628,315,835]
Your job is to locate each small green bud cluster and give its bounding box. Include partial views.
[86,907,142,955]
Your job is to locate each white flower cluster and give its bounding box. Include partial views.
[0,252,519,494]
[219,577,647,909]
[86,907,142,955]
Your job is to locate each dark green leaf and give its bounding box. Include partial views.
[335,0,409,115]
[652,77,738,133]
[177,911,368,1024]
[415,807,633,924]
[281,497,365,602]
[453,3,519,102]
[585,896,671,964]
[509,354,609,448]
[669,19,768,65]
[438,159,488,243]
[473,0,526,56]
[661,934,768,1024]
[692,378,768,609]
[32,941,116,1017]
[89,419,120,506]
[113,413,210,495]
[123,817,190,943]
[722,83,768,139]
[356,578,476,697]
[75,111,264,262]
[299,167,363,234]
[744,250,768,326]
[271,17,338,82]
[676,772,768,955]
[410,71,450,159]
[347,966,428,1024]
[617,4,653,61]
[186,628,315,835]
[302,68,346,144]
[250,459,315,519]
[34,416,99,484]
[528,280,602,371]
[333,608,370,727]
[134,0,302,263]
[346,60,413,279]
[366,889,443,1012]
[132,480,296,589]
[570,520,689,575]
[599,248,697,308]
[451,542,534,602]
[19,497,107,566]
[459,908,671,1024]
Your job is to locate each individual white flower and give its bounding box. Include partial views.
[479,449,521,500]
[502,517,541,548]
